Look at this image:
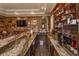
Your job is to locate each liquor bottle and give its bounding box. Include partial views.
[58,31,62,46]
[66,34,72,49]
[63,33,68,46]
[71,36,77,54]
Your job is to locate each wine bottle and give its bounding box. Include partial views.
[71,36,77,54]
[58,31,62,46]
[63,33,68,47]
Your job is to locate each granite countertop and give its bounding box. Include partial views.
[0,33,25,48]
[47,35,74,56]
[0,38,26,56]
[0,33,37,56]
[23,33,37,55]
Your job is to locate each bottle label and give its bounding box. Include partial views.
[74,49,77,54]
[71,47,74,51]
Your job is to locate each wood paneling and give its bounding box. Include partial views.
[76,4,79,19]
[4,16,41,32]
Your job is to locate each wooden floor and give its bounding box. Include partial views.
[35,33,50,56]
[35,44,50,56]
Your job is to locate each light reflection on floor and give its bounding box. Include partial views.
[35,33,50,56]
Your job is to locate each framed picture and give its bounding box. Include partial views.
[31,20,37,25]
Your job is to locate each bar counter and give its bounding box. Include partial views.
[47,34,75,56]
[0,32,37,56]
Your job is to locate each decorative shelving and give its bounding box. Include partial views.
[53,3,79,55]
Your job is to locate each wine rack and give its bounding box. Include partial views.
[53,3,79,55]
[62,24,79,55]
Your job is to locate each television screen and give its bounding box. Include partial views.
[17,20,27,27]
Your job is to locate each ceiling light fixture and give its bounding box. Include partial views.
[14,12,19,15]
[17,17,21,20]
[41,6,46,11]
[30,11,35,14]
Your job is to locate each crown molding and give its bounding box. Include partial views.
[0,8,51,17]
[6,9,40,12]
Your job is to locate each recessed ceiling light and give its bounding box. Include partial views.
[41,6,46,11]
[30,11,35,14]
[17,17,20,20]
[14,12,19,15]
